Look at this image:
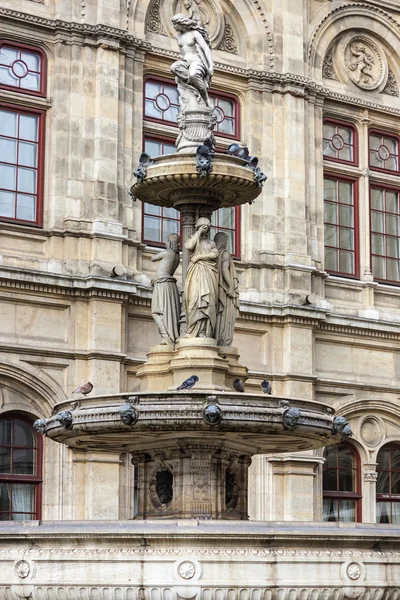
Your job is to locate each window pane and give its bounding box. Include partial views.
[164,143,176,155]
[339,205,354,227]
[323,498,338,521]
[145,99,162,119]
[144,140,163,156]
[323,123,335,139]
[12,448,35,475]
[0,164,16,190]
[338,127,352,144]
[339,500,356,522]
[370,151,381,168]
[13,420,35,447]
[388,237,400,258]
[145,81,162,98]
[377,472,390,494]
[17,168,36,194]
[339,182,353,205]
[219,98,234,117]
[338,445,354,469]
[324,202,338,225]
[21,52,40,71]
[18,142,38,167]
[218,207,234,229]
[386,214,399,237]
[392,471,400,495]
[387,259,400,282]
[164,106,179,123]
[370,134,381,151]
[323,140,335,158]
[340,228,354,251]
[163,207,179,219]
[0,47,18,65]
[376,501,391,523]
[20,115,38,142]
[0,191,15,217]
[339,251,354,274]
[144,216,161,242]
[0,420,11,445]
[163,219,179,241]
[324,446,337,470]
[22,73,40,92]
[0,137,17,163]
[338,146,352,162]
[371,211,384,233]
[219,118,235,136]
[392,449,400,471]
[0,66,18,87]
[0,110,17,137]
[386,156,398,172]
[17,194,36,221]
[323,469,337,491]
[377,446,391,469]
[372,256,386,279]
[372,234,385,256]
[0,447,11,474]
[144,203,160,216]
[12,483,34,517]
[324,224,338,247]
[325,248,338,272]
[339,470,354,492]
[386,192,399,214]
[0,483,10,513]
[164,84,179,104]
[371,189,384,210]
[324,179,337,202]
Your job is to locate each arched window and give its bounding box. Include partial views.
[323,442,361,522]
[0,413,42,520]
[376,443,400,524]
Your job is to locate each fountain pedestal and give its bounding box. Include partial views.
[136,338,248,392]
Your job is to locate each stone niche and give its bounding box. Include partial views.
[132,445,251,520]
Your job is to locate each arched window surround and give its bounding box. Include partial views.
[323,441,362,522]
[0,412,43,521]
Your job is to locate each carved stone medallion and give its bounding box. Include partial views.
[344,36,385,90]
[15,560,31,579]
[360,416,383,447]
[178,561,196,580]
[346,562,362,580]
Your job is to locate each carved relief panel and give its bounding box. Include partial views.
[323,33,399,97]
[145,0,239,54]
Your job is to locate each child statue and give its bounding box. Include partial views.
[214,232,240,347]
[151,233,181,346]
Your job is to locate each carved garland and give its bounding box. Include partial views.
[383,66,400,97]
[322,47,339,80]
[145,0,166,35]
[216,18,238,54]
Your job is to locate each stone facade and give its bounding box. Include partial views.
[1,0,400,591]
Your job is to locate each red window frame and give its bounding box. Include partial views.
[143,75,240,140]
[370,184,400,285]
[323,442,362,523]
[0,103,45,227]
[323,119,358,166]
[0,40,47,97]
[376,443,400,524]
[141,133,241,258]
[0,413,43,521]
[324,173,359,279]
[369,129,400,175]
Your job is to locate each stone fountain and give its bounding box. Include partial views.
[36,3,349,523]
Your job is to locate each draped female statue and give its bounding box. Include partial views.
[151,233,181,346]
[214,232,240,346]
[171,13,213,108]
[185,218,219,338]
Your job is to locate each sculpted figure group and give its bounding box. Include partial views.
[151,218,239,348]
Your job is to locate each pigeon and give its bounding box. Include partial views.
[227,143,241,156]
[261,380,272,395]
[238,146,249,160]
[233,379,244,393]
[177,375,199,390]
[72,382,93,396]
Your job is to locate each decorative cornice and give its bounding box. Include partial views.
[319,321,400,341]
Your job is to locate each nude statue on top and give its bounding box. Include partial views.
[171,13,213,108]
[151,233,181,346]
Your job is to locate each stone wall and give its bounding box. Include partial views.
[1,0,400,523]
